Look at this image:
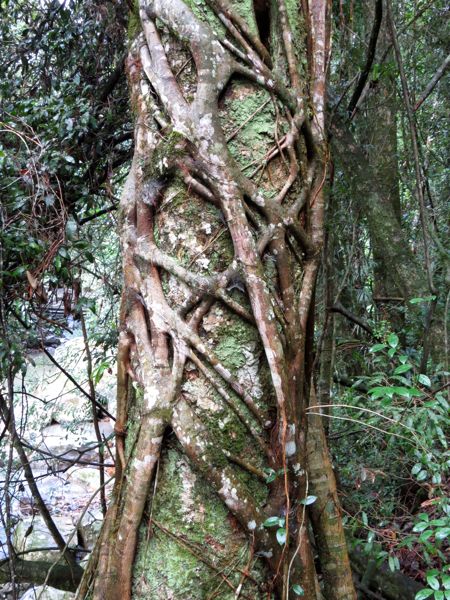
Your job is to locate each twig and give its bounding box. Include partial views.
[414,53,450,111]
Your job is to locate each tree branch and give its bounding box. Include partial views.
[347,0,383,117]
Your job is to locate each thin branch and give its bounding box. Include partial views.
[330,302,377,338]
[347,0,383,117]
[414,53,450,111]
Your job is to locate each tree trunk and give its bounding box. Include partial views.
[77,2,355,598]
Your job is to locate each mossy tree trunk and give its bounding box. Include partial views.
[331,2,437,351]
[77,1,355,599]
[361,7,405,327]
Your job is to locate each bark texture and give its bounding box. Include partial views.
[77,1,356,598]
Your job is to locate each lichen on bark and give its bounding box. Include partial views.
[77,2,356,599]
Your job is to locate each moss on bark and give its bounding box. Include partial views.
[132,442,268,599]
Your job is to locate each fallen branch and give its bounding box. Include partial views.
[0,559,83,592]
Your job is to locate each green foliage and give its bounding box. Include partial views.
[415,568,450,600]
[334,334,449,587]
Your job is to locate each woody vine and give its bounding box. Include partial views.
[77,1,356,599]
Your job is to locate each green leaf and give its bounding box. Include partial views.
[419,530,434,542]
[409,387,423,397]
[442,573,450,590]
[418,374,431,387]
[300,495,317,506]
[263,516,280,528]
[416,470,428,482]
[292,584,304,596]
[276,527,287,545]
[264,469,277,483]
[369,386,395,399]
[435,527,450,541]
[429,519,446,527]
[412,522,429,533]
[387,333,399,348]
[394,364,413,374]
[370,343,387,353]
[409,296,436,304]
[388,555,398,572]
[415,589,434,599]
[418,513,430,522]
[392,386,414,397]
[426,573,439,590]
[412,464,423,475]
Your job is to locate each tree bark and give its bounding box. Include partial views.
[77,2,355,598]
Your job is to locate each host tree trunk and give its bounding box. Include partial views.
[77,2,355,599]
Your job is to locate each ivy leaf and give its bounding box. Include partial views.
[263,516,280,528]
[414,590,434,600]
[426,573,440,591]
[416,470,428,482]
[276,528,287,545]
[300,495,317,506]
[435,527,450,541]
[388,555,399,572]
[411,464,423,476]
[292,584,304,596]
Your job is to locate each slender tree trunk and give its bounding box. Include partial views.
[77,2,355,598]
[357,3,406,330]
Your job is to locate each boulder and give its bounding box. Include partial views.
[13,516,76,562]
[19,586,75,600]
[38,421,113,458]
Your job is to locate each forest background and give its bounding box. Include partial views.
[0,0,448,599]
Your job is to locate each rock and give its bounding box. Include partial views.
[78,508,103,550]
[65,467,102,493]
[51,395,91,426]
[19,586,75,600]
[38,421,113,458]
[13,516,76,562]
[17,336,117,435]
